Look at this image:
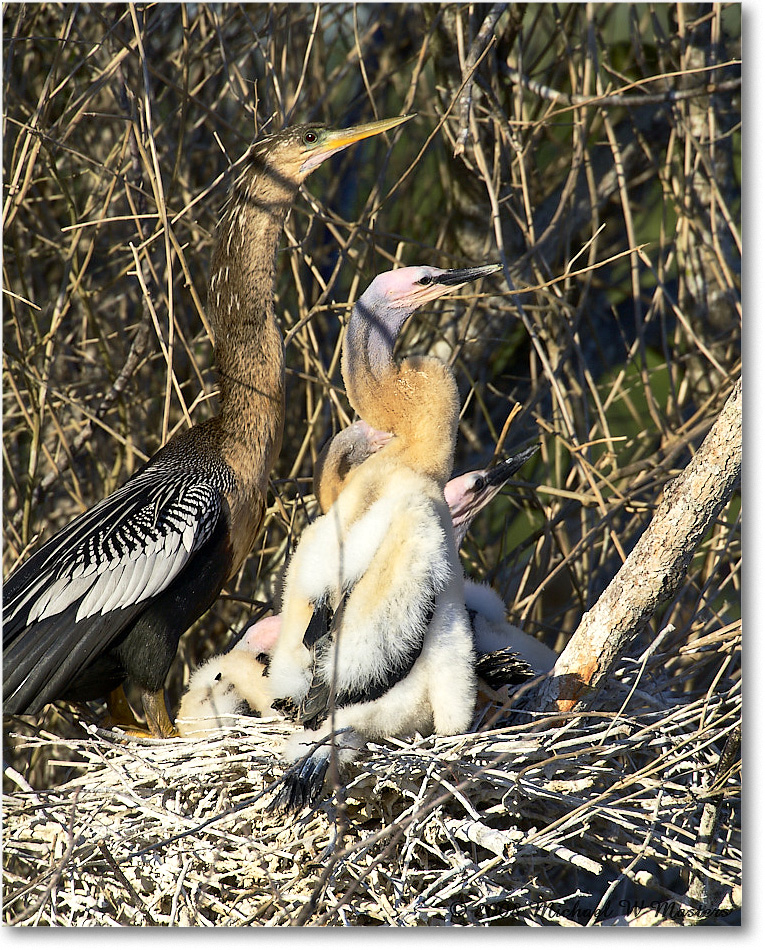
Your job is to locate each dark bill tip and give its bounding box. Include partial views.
[435,263,503,287]
[486,444,539,486]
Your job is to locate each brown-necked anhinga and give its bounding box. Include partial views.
[2,115,412,737]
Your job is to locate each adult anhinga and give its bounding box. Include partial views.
[267,263,506,809]
[2,114,412,737]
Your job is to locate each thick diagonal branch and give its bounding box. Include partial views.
[533,377,741,714]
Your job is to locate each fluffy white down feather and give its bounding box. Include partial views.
[269,454,476,768]
[176,647,275,738]
[465,581,557,673]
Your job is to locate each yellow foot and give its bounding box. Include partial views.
[100,685,143,731]
[100,686,178,738]
[141,688,178,738]
[119,723,179,739]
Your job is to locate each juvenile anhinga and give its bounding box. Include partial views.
[2,115,412,737]
[316,431,555,677]
[440,450,557,678]
[176,613,280,738]
[340,264,502,481]
[267,264,504,809]
[313,420,393,514]
[176,447,551,736]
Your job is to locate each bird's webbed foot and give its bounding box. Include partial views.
[142,689,179,738]
[271,751,330,813]
[105,687,178,738]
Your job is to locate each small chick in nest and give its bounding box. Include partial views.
[176,615,280,737]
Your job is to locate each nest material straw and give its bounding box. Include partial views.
[2,3,741,929]
[3,668,741,927]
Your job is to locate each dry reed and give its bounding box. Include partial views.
[3,4,741,926]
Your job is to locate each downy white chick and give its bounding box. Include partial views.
[268,264,502,810]
[318,428,555,677]
[176,440,552,738]
[441,450,557,676]
[175,614,280,737]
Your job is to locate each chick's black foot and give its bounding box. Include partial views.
[271,696,299,720]
[271,753,330,813]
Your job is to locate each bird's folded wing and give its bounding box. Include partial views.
[297,589,434,730]
[298,593,348,729]
[475,648,536,690]
[297,638,333,731]
[3,468,226,641]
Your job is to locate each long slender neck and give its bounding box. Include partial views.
[341,299,459,485]
[343,296,407,394]
[207,156,296,484]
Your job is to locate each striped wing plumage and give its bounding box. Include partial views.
[4,471,224,635]
[3,458,233,713]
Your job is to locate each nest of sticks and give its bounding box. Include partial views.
[2,4,741,929]
[4,650,740,928]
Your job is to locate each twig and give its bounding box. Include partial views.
[533,379,741,713]
[453,4,506,157]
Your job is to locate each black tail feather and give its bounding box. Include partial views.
[475,648,536,691]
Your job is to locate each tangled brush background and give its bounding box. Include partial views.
[3,4,740,926]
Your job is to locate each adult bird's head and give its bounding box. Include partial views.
[209,113,414,432]
[237,114,415,193]
[211,113,414,342]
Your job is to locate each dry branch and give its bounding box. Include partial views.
[3,678,741,926]
[534,378,741,713]
[2,4,741,926]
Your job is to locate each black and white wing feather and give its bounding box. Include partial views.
[4,468,226,635]
[474,648,536,690]
[3,456,233,713]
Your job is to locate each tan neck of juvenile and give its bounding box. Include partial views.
[344,354,459,486]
